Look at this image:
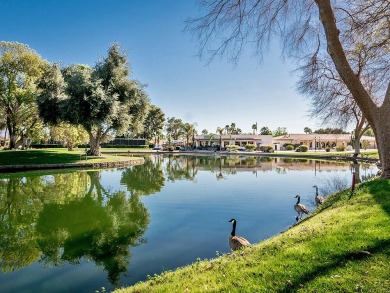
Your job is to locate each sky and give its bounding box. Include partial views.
[1,0,320,134]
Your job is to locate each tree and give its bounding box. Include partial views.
[165,117,184,141]
[189,0,390,178]
[304,127,312,134]
[252,123,258,134]
[183,122,197,147]
[143,105,165,144]
[0,41,46,149]
[201,129,208,135]
[50,122,89,151]
[216,126,226,151]
[260,126,272,135]
[273,127,288,137]
[37,44,148,156]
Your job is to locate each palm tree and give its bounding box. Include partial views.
[252,123,257,134]
[216,127,225,151]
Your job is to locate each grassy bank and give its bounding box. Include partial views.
[116,178,390,292]
[0,148,140,166]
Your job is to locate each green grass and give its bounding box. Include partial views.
[0,148,139,166]
[115,178,390,292]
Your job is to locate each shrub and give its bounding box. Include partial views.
[226,145,239,152]
[285,144,295,151]
[245,144,256,151]
[336,145,346,151]
[260,145,274,153]
[296,145,308,152]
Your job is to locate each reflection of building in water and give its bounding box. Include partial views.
[156,155,377,179]
[272,157,352,172]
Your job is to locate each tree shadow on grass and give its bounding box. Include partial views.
[0,150,84,165]
[364,179,390,217]
[276,238,390,292]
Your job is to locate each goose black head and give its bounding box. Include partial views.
[295,195,300,198]
[228,218,236,223]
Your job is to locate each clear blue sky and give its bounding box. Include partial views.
[1,0,320,134]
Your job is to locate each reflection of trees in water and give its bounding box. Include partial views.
[165,156,198,182]
[37,190,149,285]
[0,171,150,286]
[121,156,165,196]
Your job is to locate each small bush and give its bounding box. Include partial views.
[336,145,346,151]
[260,145,274,153]
[245,144,256,151]
[296,145,308,152]
[226,145,239,152]
[285,144,295,151]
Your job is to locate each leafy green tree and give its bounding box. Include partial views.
[143,105,165,144]
[189,0,390,178]
[260,126,272,135]
[37,44,149,156]
[50,122,89,151]
[304,127,312,134]
[183,122,197,147]
[165,117,184,141]
[201,129,208,135]
[273,127,288,137]
[0,41,46,149]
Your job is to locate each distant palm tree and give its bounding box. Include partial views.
[216,127,225,151]
[252,123,257,134]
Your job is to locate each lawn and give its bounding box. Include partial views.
[0,148,139,166]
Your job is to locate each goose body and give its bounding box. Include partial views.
[313,185,324,204]
[294,195,309,220]
[228,219,250,251]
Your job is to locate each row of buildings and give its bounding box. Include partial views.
[192,133,377,151]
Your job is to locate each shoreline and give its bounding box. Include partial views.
[0,156,144,173]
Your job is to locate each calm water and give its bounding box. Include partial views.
[0,155,378,292]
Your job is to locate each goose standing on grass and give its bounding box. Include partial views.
[313,185,324,204]
[294,195,309,221]
[228,218,250,251]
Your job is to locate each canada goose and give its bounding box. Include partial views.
[294,195,309,221]
[313,185,324,204]
[228,218,250,251]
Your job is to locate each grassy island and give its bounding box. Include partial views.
[116,178,390,292]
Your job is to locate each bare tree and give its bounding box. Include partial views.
[188,0,390,178]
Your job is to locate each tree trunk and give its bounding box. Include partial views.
[316,0,390,178]
[88,134,101,156]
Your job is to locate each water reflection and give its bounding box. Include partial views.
[0,171,152,286]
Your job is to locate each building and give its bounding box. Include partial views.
[273,133,377,150]
[194,134,273,150]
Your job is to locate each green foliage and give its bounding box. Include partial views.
[260,145,274,153]
[226,145,239,151]
[165,117,184,140]
[143,105,165,142]
[259,126,272,135]
[37,44,149,156]
[336,145,346,151]
[295,145,308,152]
[285,144,295,150]
[245,144,256,151]
[314,128,347,134]
[272,127,288,137]
[0,41,47,149]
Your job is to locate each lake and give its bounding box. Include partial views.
[0,154,378,292]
